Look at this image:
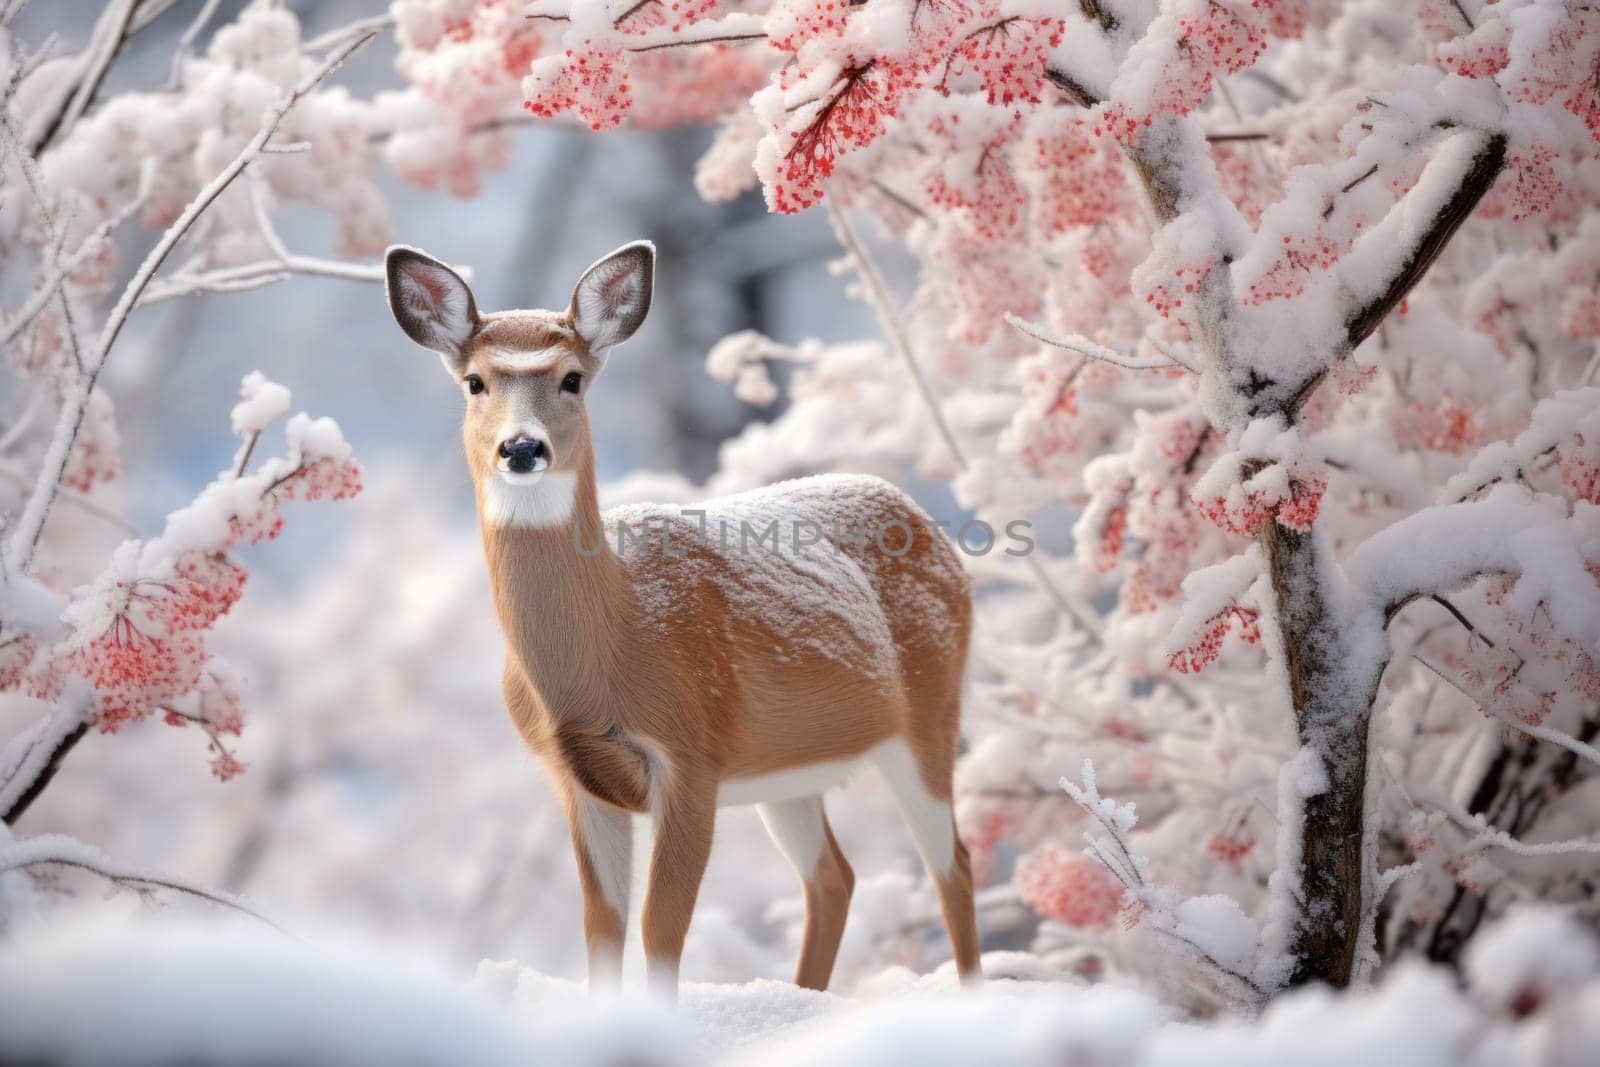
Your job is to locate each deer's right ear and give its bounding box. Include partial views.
[385,246,479,365]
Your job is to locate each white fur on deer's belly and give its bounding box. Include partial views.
[716,749,871,807]
[483,471,577,528]
[715,739,957,877]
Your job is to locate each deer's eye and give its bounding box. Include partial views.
[560,371,583,395]
[465,374,485,396]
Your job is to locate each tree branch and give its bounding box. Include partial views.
[1414,653,1600,773]
[1343,132,1507,350]
[0,694,93,826]
[138,254,386,306]
[1348,486,1599,627]
[0,832,277,927]
[626,30,767,52]
[27,0,141,154]
[1045,65,1099,109]
[1006,313,1195,372]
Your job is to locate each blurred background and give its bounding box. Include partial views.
[1,0,964,987]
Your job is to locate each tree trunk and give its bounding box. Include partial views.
[1260,519,1383,988]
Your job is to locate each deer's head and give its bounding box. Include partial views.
[384,242,654,526]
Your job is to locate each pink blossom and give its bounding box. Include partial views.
[1014,846,1126,929]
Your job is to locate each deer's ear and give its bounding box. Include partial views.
[385,246,480,364]
[569,241,654,353]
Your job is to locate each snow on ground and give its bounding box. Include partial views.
[472,953,1107,1060]
[6,911,1600,1066]
[475,965,846,1056]
[0,916,1163,1067]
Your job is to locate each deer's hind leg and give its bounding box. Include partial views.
[758,795,855,990]
[874,738,981,986]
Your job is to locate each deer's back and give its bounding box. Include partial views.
[608,474,971,777]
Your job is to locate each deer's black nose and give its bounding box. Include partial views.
[498,437,547,474]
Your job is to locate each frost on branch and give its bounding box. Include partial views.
[1052,760,1264,1000]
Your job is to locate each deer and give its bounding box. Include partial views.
[383,241,980,999]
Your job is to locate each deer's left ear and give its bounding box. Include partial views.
[385,246,480,367]
[569,241,654,354]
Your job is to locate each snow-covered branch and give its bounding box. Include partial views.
[138,254,386,306]
[1339,130,1508,352]
[23,0,140,154]
[0,690,91,825]
[1347,485,1600,629]
[1442,387,1600,503]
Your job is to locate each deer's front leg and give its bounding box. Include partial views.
[560,784,634,993]
[641,780,716,1001]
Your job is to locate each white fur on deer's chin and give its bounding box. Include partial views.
[482,470,577,528]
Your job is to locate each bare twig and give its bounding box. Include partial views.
[0,833,278,927]
[1414,653,1600,772]
[1006,313,1194,372]
[304,13,395,53]
[626,30,767,52]
[165,0,221,89]
[1428,594,1496,649]
[233,433,262,479]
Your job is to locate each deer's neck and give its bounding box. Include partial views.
[477,455,635,730]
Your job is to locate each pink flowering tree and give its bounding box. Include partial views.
[8,0,1599,999]
[507,0,1600,995]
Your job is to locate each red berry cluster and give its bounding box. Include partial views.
[1168,603,1261,674]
